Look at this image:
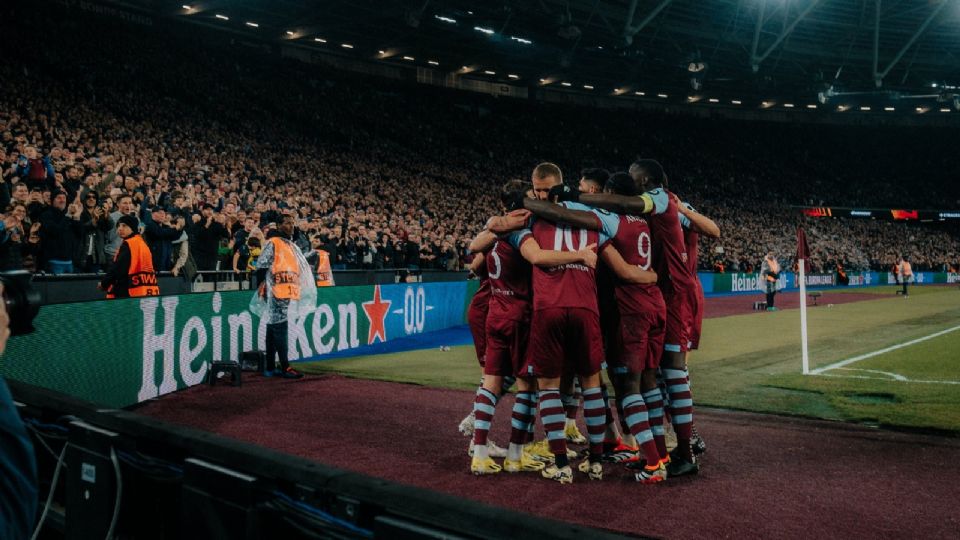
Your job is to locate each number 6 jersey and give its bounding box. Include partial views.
[485,232,533,321]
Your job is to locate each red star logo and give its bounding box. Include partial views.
[362,285,391,345]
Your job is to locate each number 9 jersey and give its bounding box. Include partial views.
[605,213,664,315]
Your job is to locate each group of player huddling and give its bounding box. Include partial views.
[459,160,720,484]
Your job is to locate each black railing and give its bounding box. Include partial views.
[30,269,471,305]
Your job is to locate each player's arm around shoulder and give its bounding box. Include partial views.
[468,229,497,253]
[519,235,597,269]
[522,199,600,231]
[675,195,720,238]
[599,244,658,284]
[580,192,654,216]
[486,210,531,235]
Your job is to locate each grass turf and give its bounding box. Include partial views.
[299,285,960,432]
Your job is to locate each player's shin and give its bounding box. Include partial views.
[622,393,661,466]
[662,367,694,461]
[472,387,498,459]
[581,385,607,463]
[537,387,569,467]
[508,390,536,461]
[642,387,667,459]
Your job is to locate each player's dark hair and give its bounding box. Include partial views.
[580,168,609,186]
[629,159,668,190]
[500,179,530,209]
[604,172,638,196]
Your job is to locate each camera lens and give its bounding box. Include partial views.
[0,271,40,336]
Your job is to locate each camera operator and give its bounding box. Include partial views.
[0,282,39,539]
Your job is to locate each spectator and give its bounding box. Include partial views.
[38,191,82,274]
[106,194,136,260]
[190,204,228,271]
[0,3,956,278]
[76,191,112,272]
[140,205,180,272]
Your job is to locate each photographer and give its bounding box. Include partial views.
[0,280,38,539]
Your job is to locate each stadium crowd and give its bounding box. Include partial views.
[1,4,959,278]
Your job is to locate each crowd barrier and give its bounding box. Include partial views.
[7,270,954,409]
[3,281,479,408]
[30,269,470,304]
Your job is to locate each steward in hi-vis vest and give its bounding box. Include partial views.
[315,249,335,287]
[249,217,316,379]
[100,214,159,298]
[897,256,913,296]
[760,252,780,311]
[268,236,302,301]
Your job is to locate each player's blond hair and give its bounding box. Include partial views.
[532,162,562,183]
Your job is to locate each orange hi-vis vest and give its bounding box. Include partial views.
[766,259,780,282]
[125,235,159,297]
[270,237,301,300]
[315,250,334,287]
[899,261,913,278]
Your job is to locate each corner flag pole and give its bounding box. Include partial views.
[797,227,811,374]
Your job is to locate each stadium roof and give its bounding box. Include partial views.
[149,1,960,106]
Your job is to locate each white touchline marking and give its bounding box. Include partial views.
[810,324,960,375]
[814,373,960,385]
[834,368,907,381]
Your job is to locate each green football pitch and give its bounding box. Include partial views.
[300,285,960,433]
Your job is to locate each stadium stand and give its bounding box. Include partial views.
[1,2,958,278]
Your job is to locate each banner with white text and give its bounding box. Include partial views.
[1,282,472,408]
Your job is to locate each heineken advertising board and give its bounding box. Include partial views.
[704,271,957,293]
[2,282,474,408]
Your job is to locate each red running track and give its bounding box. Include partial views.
[139,374,960,539]
[702,290,881,319]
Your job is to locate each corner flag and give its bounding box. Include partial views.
[797,227,810,260]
